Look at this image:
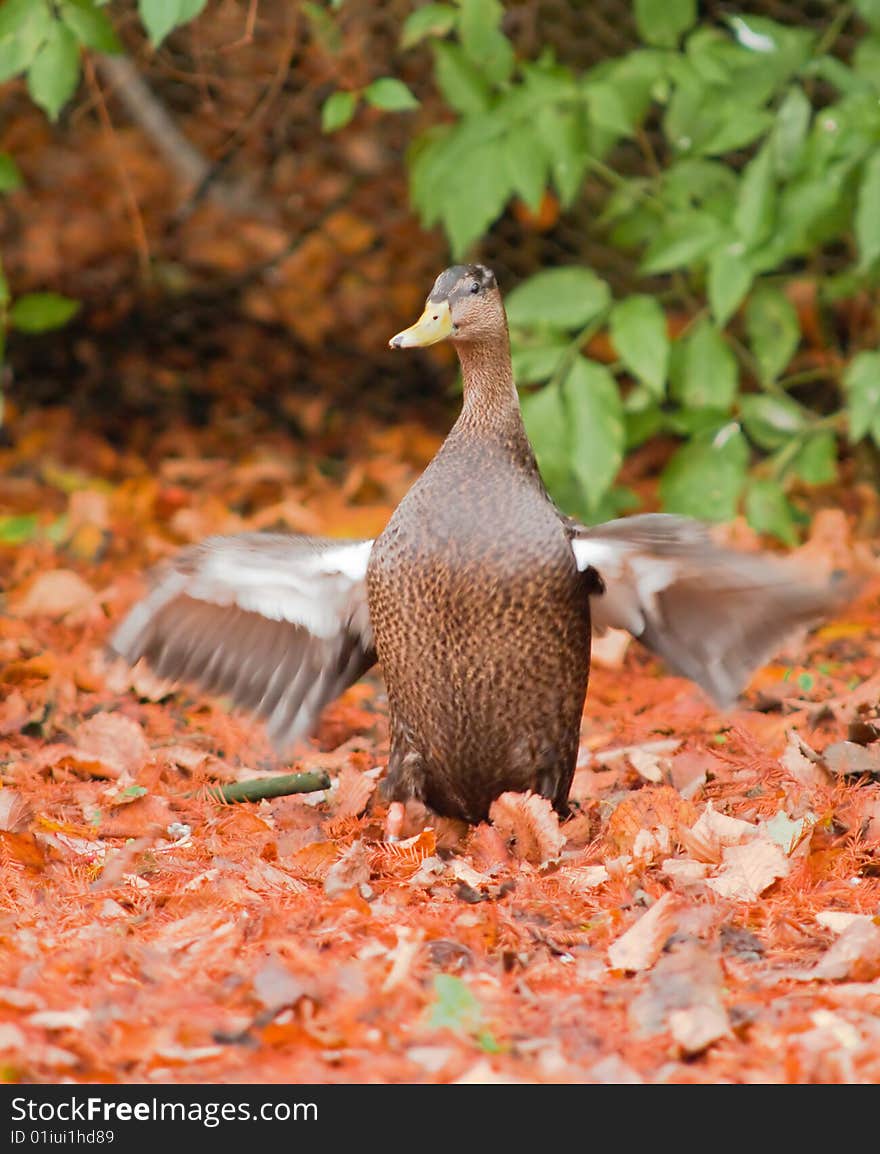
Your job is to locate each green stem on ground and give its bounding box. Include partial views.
[202,771,331,804]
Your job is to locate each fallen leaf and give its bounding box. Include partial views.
[251,958,309,1013]
[324,839,371,898]
[798,918,880,982]
[606,786,698,855]
[75,712,149,777]
[0,789,34,832]
[706,838,790,901]
[489,791,565,864]
[10,569,96,619]
[608,892,680,973]
[823,741,880,778]
[780,730,829,788]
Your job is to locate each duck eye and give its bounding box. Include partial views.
[469,281,480,294]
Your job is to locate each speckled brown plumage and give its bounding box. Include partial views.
[370,268,598,821]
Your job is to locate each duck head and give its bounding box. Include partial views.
[389,264,505,348]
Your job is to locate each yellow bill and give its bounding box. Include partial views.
[389,299,453,348]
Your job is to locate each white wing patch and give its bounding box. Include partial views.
[572,536,679,637]
[182,537,374,640]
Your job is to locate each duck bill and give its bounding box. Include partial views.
[389,300,453,348]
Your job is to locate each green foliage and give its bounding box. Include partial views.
[384,0,880,540]
[321,78,419,133]
[9,292,80,333]
[0,0,123,120]
[139,0,206,49]
[426,974,501,1051]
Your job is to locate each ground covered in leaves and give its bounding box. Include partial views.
[3,376,880,1086]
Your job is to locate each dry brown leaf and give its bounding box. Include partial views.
[706,838,790,901]
[324,839,371,898]
[668,1003,732,1056]
[0,789,33,833]
[489,791,565,864]
[562,864,610,891]
[780,730,830,788]
[607,892,680,973]
[0,689,33,736]
[331,764,377,821]
[75,712,149,777]
[0,829,46,869]
[680,802,758,863]
[251,958,310,1013]
[800,919,880,982]
[10,569,97,619]
[605,786,698,855]
[627,748,666,783]
[382,927,425,992]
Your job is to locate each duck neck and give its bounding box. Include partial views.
[455,338,521,430]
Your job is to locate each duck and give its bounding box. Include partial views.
[110,263,849,827]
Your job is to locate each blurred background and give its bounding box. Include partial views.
[1,0,879,553]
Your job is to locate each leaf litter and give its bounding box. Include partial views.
[2,388,880,1085]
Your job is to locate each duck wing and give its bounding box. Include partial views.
[109,533,376,750]
[569,513,852,707]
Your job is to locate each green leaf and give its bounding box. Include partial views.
[427,975,484,1034]
[0,153,22,193]
[707,247,753,327]
[138,0,206,49]
[457,0,514,85]
[0,35,30,82]
[321,90,357,133]
[856,150,880,270]
[609,294,669,397]
[9,292,80,332]
[302,1,342,54]
[400,3,457,49]
[659,424,749,522]
[563,356,624,510]
[26,21,80,121]
[363,77,419,112]
[634,0,696,47]
[503,123,548,213]
[844,351,880,443]
[853,36,880,93]
[512,342,567,385]
[537,106,588,207]
[583,81,636,137]
[0,0,34,39]
[506,267,611,331]
[671,318,739,410]
[745,479,798,545]
[521,381,571,494]
[740,394,806,450]
[433,41,491,114]
[0,514,41,544]
[771,85,811,179]
[697,108,774,157]
[0,0,53,81]
[734,144,775,249]
[855,0,880,30]
[60,0,121,52]
[745,285,800,384]
[442,137,510,256]
[790,431,837,485]
[639,213,723,274]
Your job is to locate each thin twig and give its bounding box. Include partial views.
[83,55,152,279]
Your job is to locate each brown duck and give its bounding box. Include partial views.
[111,264,848,825]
